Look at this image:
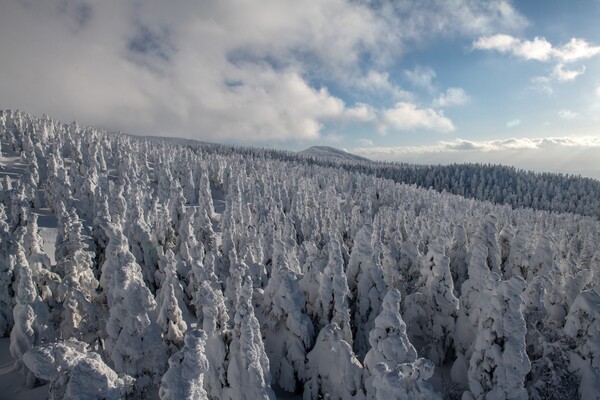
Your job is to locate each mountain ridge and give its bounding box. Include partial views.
[298,145,371,162]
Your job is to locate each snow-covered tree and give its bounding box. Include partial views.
[503,228,530,280]
[316,237,353,344]
[529,235,567,328]
[347,224,375,293]
[197,281,230,399]
[55,209,100,342]
[10,227,54,387]
[363,289,418,400]
[370,359,440,400]
[155,249,188,353]
[351,224,387,360]
[467,273,530,400]
[299,240,326,320]
[452,241,491,387]
[226,277,275,400]
[159,329,210,400]
[22,340,134,400]
[395,240,422,298]
[0,204,14,336]
[128,195,160,293]
[304,323,365,400]
[448,224,468,295]
[4,110,600,399]
[197,170,215,218]
[417,237,458,365]
[564,289,600,399]
[473,214,502,276]
[262,241,314,392]
[100,222,166,396]
[194,205,217,252]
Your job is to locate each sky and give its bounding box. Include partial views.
[1,0,600,178]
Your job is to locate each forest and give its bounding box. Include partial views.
[1,109,599,399]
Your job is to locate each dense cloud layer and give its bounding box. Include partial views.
[353,136,600,179]
[0,0,525,142]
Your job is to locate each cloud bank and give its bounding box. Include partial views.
[353,136,600,179]
[0,0,525,142]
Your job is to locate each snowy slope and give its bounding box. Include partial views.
[298,146,371,162]
[2,110,599,399]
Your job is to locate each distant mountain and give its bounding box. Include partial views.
[298,146,370,162]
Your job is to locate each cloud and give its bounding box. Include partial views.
[506,119,521,128]
[352,136,600,178]
[343,103,377,122]
[433,87,469,107]
[404,67,437,92]
[354,70,413,100]
[357,138,374,146]
[354,136,600,155]
[0,0,526,142]
[552,63,585,82]
[558,110,578,119]
[381,102,455,133]
[554,38,600,62]
[475,34,600,92]
[474,34,600,63]
[474,34,553,61]
[596,86,600,97]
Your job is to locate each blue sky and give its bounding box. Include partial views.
[1,0,600,177]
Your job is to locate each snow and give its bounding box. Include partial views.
[0,338,48,400]
[3,110,600,399]
[38,225,57,266]
[298,146,370,162]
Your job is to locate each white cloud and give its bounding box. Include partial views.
[405,67,437,92]
[0,0,526,142]
[506,119,521,128]
[352,135,600,178]
[354,71,413,100]
[596,86,600,97]
[554,38,600,62]
[354,136,600,155]
[474,34,600,94]
[433,87,469,107]
[474,34,600,63]
[357,138,374,146]
[381,102,455,133]
[552,63,585,81]
[558,110,578,119]
[474,35,552,61]
[343,103,377,122]
[474,34,599,93]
